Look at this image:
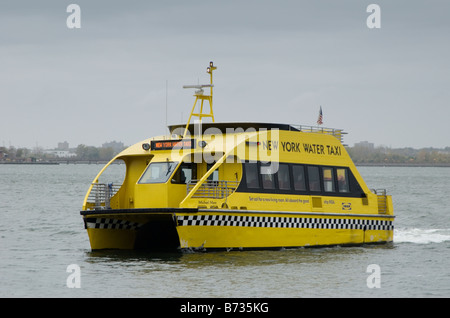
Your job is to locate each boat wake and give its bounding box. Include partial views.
[394,228,450,244]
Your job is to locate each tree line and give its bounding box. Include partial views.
[346,145,450,165]
[0,144,125,162]
[2,144,450,165]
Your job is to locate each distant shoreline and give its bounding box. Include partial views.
[1,161,449,167]
[0,161,59,165]
[355,162,450,167]
[0,160,111,165]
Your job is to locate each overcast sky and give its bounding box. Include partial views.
[1,0,449,149]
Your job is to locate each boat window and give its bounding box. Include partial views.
[138,161,178,184]
[207,163,219,182]
[245,163,260,189]
[292,165,306,191]
[172,162,197,184]
[307,166,321,191]
[337,168,349,193]
[277,163,291,190]
[261,164,275,189]
[97,158,126,186]
[322,167,335,192]
[236,162,367,197]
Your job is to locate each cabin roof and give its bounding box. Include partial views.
[168,122,345,143]
[168,122,299,135]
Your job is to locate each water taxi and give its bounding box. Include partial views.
[80,62,394,251]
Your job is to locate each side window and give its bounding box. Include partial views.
[277,163,291,190]
[307,166,321,191]
[261,164,275,189]
[322,167,335,192]
[207,163,219,182]
[245,163,260,189]
[172,163,196,184]
[292,165,306,191]
[337,168,349,193]
[139,161,178,184]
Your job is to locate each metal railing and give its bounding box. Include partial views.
[373,189,387,214]
[187,180,239,199]
[290,124,346,143]
[86,183,122,210]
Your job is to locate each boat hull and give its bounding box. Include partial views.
[81,208,394,250]
[82,208,190,250]
[176,210,394,250]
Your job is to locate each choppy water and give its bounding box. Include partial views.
[1,164,449,298]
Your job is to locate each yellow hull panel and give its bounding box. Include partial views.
[82,210,393,250]
[87,228,136,250]
[176,212,393,249]
[82,210,181,250]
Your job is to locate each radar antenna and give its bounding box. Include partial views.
[182,61,217,137]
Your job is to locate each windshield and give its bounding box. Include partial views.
[138,161,178,184]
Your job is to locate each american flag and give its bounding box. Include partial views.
[317,106,323,125]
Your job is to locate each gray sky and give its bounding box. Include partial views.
[1,0,449,149]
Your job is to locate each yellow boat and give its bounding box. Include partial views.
[80,62,394,251]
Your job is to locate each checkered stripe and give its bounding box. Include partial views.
[84,218,142,230]
[177,215,393,231]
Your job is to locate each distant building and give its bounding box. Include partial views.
[102,141,125,153]
[354,141,374,150]
[44,150,77,158]
[57,141,69,150]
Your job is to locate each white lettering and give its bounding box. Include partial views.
[66,264,81,288]
[66,4,81,29]
[366,4,381,29]
[180,302,214,315]
[366,264,381,288]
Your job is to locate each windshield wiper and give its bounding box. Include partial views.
[165,160,173,176]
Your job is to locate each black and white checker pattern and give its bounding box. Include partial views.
[177,214,393,231]
[84,218,142,230]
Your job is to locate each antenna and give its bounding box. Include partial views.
[182,84,213,96]
[182,84,213,89]
[182,61,217,137]
[165,80,168,133]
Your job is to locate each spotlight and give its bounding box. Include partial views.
[208,61,217,72]
[142,143,150,151]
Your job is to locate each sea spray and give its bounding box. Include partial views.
[394,228,450,244]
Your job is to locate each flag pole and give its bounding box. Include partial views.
[317,106,323,126]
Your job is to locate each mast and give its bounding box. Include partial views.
[182,61,217,137]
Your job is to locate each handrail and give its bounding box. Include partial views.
[373,188,387,214]
[187,180,239,199]
[86,183,122,210]
[179,132,253,206]
[290,124,346,143]
[81,156,120,210]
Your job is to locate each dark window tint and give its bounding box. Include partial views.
[277,164,291,190]
[261,164,275,189]
[245,163,260,188]
[207,163,219,181]
[308,166,321,191]
[172,162,197,184]
[292,165,306,191]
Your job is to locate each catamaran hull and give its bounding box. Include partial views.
[81,208,394,251]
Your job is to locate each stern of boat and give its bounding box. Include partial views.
[81,209,188,251]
